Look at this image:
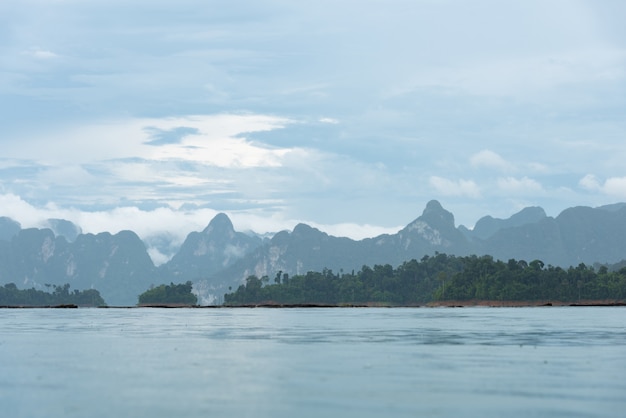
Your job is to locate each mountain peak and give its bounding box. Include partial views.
[472,206,548,240]
[0,217,21,241]
[292,223,322,237]
[204,213,235,235]
[511,206,547,223]
[45,218,82,242]
[424,199,444,213]
[420,200,455,228]
[597,202,626,212]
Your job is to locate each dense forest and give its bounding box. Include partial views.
[224,254,626,306]
[138,281,198,306]
[0,283,106,307]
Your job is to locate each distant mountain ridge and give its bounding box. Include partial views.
[468,206,547,240]
[0,227,155,306]
[193,200,626,300]
[160,213,263,281]
[1,201,625,305]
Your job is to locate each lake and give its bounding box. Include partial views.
[1,307,624,417]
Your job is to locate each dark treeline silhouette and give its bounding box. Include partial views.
[0,283,106,307]
[224,254,626,306]
[138,281,197,306]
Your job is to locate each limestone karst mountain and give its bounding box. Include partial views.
[159,212,263,282]
[0,228,156,306]
[1,201,626,304]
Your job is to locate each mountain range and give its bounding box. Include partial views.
[1,200,625,305]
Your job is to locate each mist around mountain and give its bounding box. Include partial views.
[0,201,625,305]
[161,213,263,282]
[42,219,83,242]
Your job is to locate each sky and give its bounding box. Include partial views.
[1,0,626,262]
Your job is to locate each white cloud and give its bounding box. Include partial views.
[7,114,293,168]
[580,175,626,198]
[308,222,401,241]
[147,248,171,267]
[150,135,289,168]
[497,177,544,195]
[144,114,295,168]
[603,177,626,197]
[0,193,398,245]
[470,149,513,172]
[0,192,405,264]
[1,1,625,238]
[0,194,46,226]
[429,176,481,198]
[579,174,601,191]
[22,48,59,59]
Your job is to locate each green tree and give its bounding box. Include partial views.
[138,281,197,306]
[0,283,105,307]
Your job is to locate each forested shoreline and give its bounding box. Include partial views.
[137,281,198,306]
[0,283,105,307]
[3,254,625,307]
[224,254,626,306]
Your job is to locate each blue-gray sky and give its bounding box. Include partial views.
[1,0,625,262]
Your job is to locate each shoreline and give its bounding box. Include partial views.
[425,299,626,308]
[2,299,625,309]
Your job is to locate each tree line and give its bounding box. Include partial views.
[138,281,197,305]
[0,283,106,307]
[223,254,626,305]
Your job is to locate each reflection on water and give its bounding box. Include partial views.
[1,307,624,417]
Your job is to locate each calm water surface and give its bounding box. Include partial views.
[1,307,624,417]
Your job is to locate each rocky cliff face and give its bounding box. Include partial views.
[0,228,156,306]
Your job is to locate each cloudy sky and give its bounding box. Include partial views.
[1,0,625,260]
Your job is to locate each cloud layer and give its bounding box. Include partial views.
[1,0,625,240]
